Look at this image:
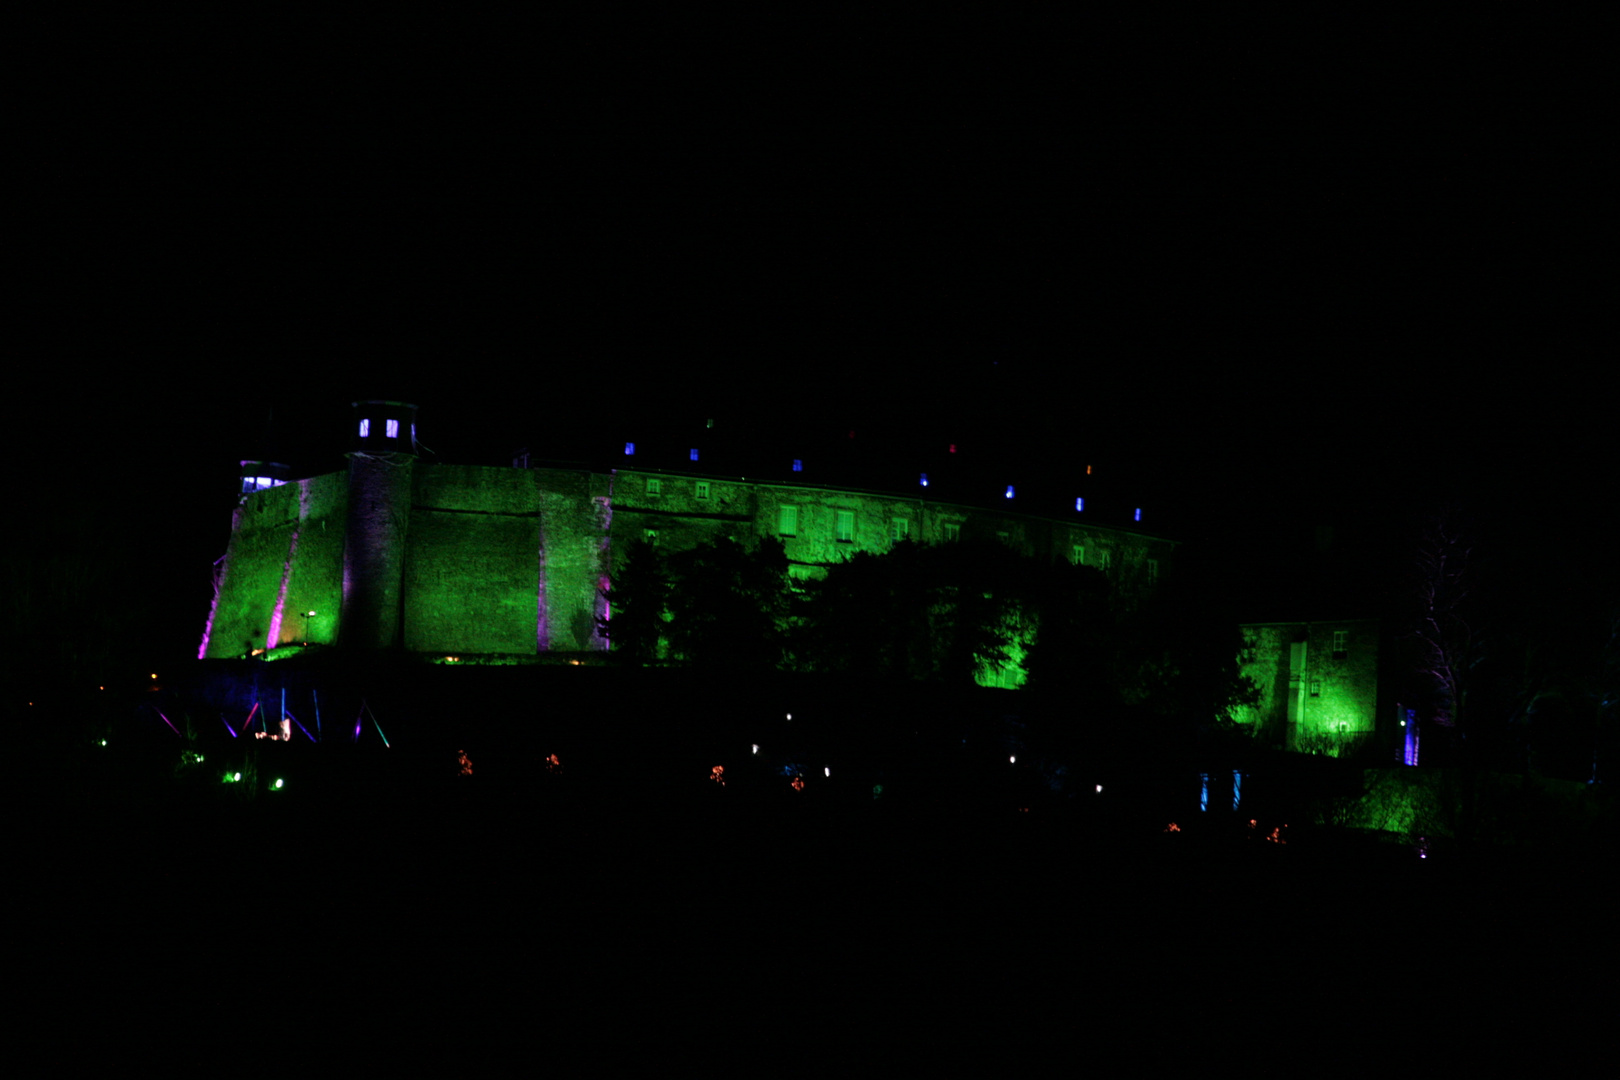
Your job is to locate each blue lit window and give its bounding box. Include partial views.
[1005,485,1015,499]
[625,442,635,456]
[1074,497,1084,512]
[690,448,699,462]
[359,419,370,438]
[792,459,802,472]
[1134,508,1141,522]
[386,419,399,438]
[920,473,929,487]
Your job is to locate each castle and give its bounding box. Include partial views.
[200,401,1176,681]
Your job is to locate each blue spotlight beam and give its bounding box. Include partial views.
[286,711,317,743]
[365,702,391,749]
[149,705,179,738]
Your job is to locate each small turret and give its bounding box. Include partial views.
[350,400,419,455]
[340,401,419,649]
[238,460,291,496]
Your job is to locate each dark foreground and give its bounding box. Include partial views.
[20,742,1614,1071]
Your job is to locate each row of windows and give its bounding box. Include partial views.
[358,418,411,440]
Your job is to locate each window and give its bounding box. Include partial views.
[890,518,909,543]
[696,481,710,500]
[835,510,855,542]
[792,459,802,472]
[643,529,659,546]
[1072,545,1085,566]
[359,419,370,438]
[1332,630,1348,659]
[1099,549,1112,571]
[1147,559,1159,585]
[690,449,700,462]
[779,505,799,536]
[943,522,961,543]
[647,479,662,498]
[386,419,399,438]
[624,442,635,455]
[1309,680,1321,698]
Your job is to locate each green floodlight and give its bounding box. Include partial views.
[99,739,107,747]
[273,778,284,790]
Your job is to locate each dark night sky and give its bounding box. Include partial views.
[14,7,1612,667]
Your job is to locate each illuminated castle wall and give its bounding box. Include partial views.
[1233,619,1386,756]
[200,401,1174,666]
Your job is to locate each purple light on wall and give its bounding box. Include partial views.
[265,526,302,651]
[625,442,635,455]
[1404,709,1420,766]
[536,542,549,652]
[222,716,237,738]
[198,554,227,659]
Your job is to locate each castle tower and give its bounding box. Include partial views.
[339,401,418,649]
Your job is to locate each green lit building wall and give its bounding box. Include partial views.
[203,459,1171,671]
[1232,619,1383,756]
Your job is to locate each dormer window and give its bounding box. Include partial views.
[647,479,662,498]
[386,419,399,438]
[359,419,371,438]
[696,481,710,500]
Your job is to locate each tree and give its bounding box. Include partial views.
[1409,507,1485,748]
[597,539,670,665]
[663,535,791,671]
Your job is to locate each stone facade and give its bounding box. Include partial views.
[1233,618,1384,756]
[201,404,1174,664]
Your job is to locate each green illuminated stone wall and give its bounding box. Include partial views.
[205,484,301,658]
[271,475,347,648]
[533,468,612,653]
[204,476,350,658]
[403,464,542,655]
[205,460,1170,668]
[610,468,1173,587]
[1233,619,1381,755]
